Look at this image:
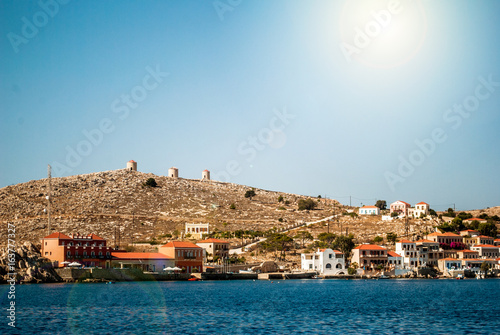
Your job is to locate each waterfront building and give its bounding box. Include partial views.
[41,232,112,268]
[358,206,380,215]
[387,251,402,268]
[185,222,210,239]
[159,241,204,273]
[415,239,442,267]
[390,201,411,217]
[437,258,462,273]
[395,240,418,268]
[111,252,174,272]
[470,245,500,258]
[300,248,346,275]
[196,238,229,262]
[351,244,388,270]
[457,250,479,259]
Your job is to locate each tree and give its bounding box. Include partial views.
[375,200,387,210]
[173,230,180,239]
[244,189,256,200]
[457,212,473,220]
[373,236,383,244]
[278,195,284,203]
[386,232,397,245]
[332,234,355,259]
[294,231,313,248]
[298,199,317,211]
[478,221,498,237]
[391,211,399,218]
[144,178,157,188]
[429,209,437,217]
[261,233,294,259]
[480,261,490,275]
[318,232,336,245]
[450,217,465,232]
[317,195,322,199]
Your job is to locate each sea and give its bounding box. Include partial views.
[1,278,499,334]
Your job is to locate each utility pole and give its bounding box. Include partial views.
[349,196,351,207]
[47,164,52,235]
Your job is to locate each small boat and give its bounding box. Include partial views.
[188,277,199,281]
[456,274,464,280]
[106,281,115,284]
[378,275,390,279]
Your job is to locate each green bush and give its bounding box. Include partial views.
[144,178,157,187]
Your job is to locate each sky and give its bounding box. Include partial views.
[1,0,499,211]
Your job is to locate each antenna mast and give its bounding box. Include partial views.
[47,164,52,235]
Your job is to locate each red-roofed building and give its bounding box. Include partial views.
[494,239,500,247]
[457,250,479,259]
[352,244,388,269]
[41,232,112,268]
[196,238,230,262]
[463,218,487,224]
[159,241,204,273]
[396,240,418,268]
[413,202,430,217]
[464,235,495,248]
[387,251,402,268]
[426,232,463,245]
[111,252,174,272]
[359,206,380,215]
[390,201,411,217]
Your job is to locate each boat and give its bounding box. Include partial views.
[378,275,390,279]
[456,274,464,280]
[188,277,199,281]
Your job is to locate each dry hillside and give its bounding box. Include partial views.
[0,169,342,246]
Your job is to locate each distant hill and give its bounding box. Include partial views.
[0,169,341,246]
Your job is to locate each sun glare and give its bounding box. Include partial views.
[339,0,428,68]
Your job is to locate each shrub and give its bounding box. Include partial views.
[278,195,284,203]
[348,267,357,275]
[244,189,256,200]
[144,178,157,187]
[298,199,317,211]
[230,203,236,210]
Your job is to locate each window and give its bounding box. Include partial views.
[336,264,342,269]
[329,254,332,259]
[91,251,95,257]
[67,251,71,257]
[326,263,332,269]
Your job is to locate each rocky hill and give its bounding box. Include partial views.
[0,169,342,246]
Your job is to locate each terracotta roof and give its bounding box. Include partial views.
[415,239,438,244]
[354,244,387,250]
[459,250,478,253]
[472,244,498,248]
[333,250,343,254]
[203,169,209,172]
[477,235,493,239]
[392,200,411,206]
[440,258,461,261]
[197,238,229,244]
[461,229,479,233]
[495,239,500,242]
[388,251,401,257]
[128,160,136,163]
[464,218,486,221]
[44,232,72,239]
[111,252,173,260]
[361,206,378,209]
[428,232,460,237]
[398,239,414,244]
[161,241,202,249]
[416,202,429,205]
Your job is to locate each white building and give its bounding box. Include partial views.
[359,206,380,215]
[413,202,429,217]
[395,240,419,269]
[387,251,403,268]
[201,169,210,181]
[185,222,210,239]
[301,248,346,275]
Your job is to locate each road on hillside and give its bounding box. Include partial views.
[229,215,337,255]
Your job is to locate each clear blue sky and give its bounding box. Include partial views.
[1,0,499,211]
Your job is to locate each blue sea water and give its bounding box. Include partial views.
[1,279,499,334]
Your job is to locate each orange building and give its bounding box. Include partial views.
[159,241,204,273]
[41,232,113,268]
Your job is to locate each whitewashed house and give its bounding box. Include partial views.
[395,240,419,269]
[359,206,380,215]
[301,248,346,275]
[413,202,429,217]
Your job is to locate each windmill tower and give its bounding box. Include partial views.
[201,169,210,181]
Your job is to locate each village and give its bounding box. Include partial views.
[1,161,499,283]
